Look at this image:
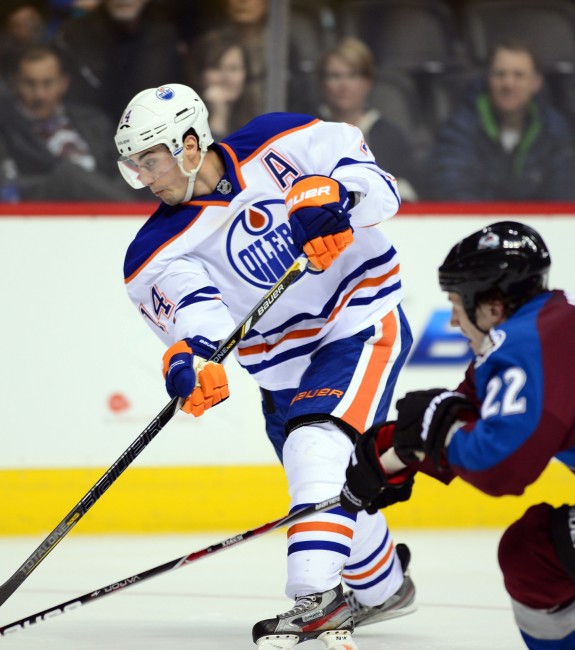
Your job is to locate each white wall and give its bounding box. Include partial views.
[1,214,572,468]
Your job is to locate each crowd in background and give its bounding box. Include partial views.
[2,0,575,202]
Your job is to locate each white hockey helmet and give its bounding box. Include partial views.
[115,84,214,196]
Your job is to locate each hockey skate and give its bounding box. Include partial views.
[252,584,359,649]
[344,543,416,627]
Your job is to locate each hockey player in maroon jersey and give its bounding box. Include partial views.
[341,221,575,649]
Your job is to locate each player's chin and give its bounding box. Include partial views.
[152,188,174,205]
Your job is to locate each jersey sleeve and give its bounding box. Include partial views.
[127,256,236,349]
[299,121,401,227]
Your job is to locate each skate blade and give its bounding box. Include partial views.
[353,601,417,628]
[317,630,359,650]
[255,634,299,649]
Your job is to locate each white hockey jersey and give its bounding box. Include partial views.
[124,113,404,390]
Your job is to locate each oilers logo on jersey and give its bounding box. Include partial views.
[226,198,300,289]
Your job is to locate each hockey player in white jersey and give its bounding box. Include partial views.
[115,84,415,649]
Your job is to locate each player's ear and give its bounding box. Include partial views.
[183,133,199,155]
[488,299,506,322]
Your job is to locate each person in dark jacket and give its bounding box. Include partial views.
[54,0,183,124]
[0,44,141,200]
[317,36,421,202]
[426,38,575,201]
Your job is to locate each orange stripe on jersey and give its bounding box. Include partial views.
[237,327,322,357]
[327,265,400,324]
[124,203,229,284]
[340,310,398,432]
[241,119,320,167]
[218,143,246,190]
[342,543,394,581]
[287,522,354,539]
[236,266,399,357]
[182,199,232,207]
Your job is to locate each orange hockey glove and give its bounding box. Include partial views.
[162,336,229,417]
[182,362,229,416]
[286,175,354,271]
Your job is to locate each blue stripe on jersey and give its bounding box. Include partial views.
[332,157,401,208]
[243,248,398,342]
[348,280,402,307]
[123,174,243,282]
[239,282,403,377]
[380,172,401,206]
[176,287,221,312]
[345,530,390,570]
[287,541,351,557]
[124,202,201,280]
[242,339,322,374]
[346,560,395,590]
[222,113,317,163]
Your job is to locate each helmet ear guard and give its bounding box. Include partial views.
[438,221,551,324]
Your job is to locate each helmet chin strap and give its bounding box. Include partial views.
[179,148,207,202]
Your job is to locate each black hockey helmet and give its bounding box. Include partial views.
[438,221,551,323]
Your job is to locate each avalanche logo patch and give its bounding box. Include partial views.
[478,232,500,250]
[226,199,299,289]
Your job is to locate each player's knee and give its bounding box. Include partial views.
[283,421,353,502]
[499,503,573,609]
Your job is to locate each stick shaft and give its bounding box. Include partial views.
[0,496,340,635]
[0,255,308,607]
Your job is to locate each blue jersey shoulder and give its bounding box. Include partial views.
[124,201,201,280]
[222,113,317,163]
[479,293,550,374]
[451,293,552,473]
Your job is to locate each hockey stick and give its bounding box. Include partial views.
[0,254,309,608]
[0,495,341,635]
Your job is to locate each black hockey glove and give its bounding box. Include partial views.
[341,423,415,515]
[393,389,478,468]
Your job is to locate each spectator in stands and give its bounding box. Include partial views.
[45,0,100,37]
[426,38,575,201]
[0,45,140,200]
[187,0,316,117]
[191,32,254,140]
[187,0,267,118]
[0,0,49,83]
[317,37,421,201]
[48,0,100,15]
[54,0,183,123]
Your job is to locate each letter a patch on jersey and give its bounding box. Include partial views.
[262,149,301,191]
